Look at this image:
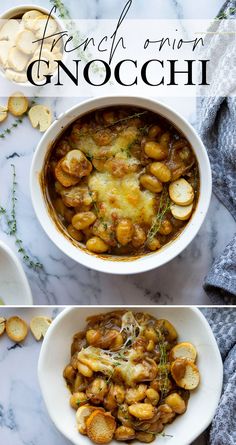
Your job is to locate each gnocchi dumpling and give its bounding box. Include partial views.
[62,149,92,178]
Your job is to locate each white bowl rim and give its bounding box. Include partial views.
[38,306,223,445]
[0,239,33,305]
[30,95,212,275]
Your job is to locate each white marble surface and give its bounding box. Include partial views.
[0,0,235,306]
[0,307,215,445]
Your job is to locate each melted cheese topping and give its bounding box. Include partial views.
[88,171,155,225]
[76,126,140,159]
[74,125,156,225]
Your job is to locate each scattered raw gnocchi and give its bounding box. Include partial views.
[64,310,201,444]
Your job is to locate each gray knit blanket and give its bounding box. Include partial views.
[197,0,236,304]
[201,308,236,445]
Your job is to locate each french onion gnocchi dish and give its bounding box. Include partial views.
[63,311,200,444]
[44,106,199,257]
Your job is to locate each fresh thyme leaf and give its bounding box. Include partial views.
[146,187,171,243]
[0,117,25,140]
[50,0,104,75]
[0,165,43,270]
[216,6,236,19]
[139,124,150,135]
[155,326,169,401]
[98,111,147,132]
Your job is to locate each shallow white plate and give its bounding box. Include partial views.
[38,307,223,445]
[0,240,33,305]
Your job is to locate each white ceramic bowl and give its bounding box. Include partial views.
[0,4,66,86]
[30,96,212,274]
[0,240,32,305]
[38,306,223,445]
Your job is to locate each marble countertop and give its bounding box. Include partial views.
[0,307,211,445]
[0,0,235,306]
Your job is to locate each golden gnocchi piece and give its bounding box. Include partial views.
[67,224,83,242]
[72,212,97,230]
[125,384,147,405]
[132,224,146,248]
[77,361,93,378]
[61,149,92,178]
[116,219,134,246]
[145,388,160,406]
[144,141,168,160]
[158,219,173,235]
[135,432,155,443]
[140,174,163,193]
[165,393,186,414]
[128,403,156,420]
[156,319,178,341]
[149,162,171,182]
[86,378,108,404]
[146,237,161,251]
[55,160,80,187]
[86,236,109,253]
[115,426,135,441]
[70,392,88,410]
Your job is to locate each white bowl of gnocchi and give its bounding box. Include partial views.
[0,4,65,85]
[30,96,212,274]
[38,307,223,445]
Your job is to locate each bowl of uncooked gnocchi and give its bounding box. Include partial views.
[30,96,212,274]
[0,4,64,84]
[38,307,223,445]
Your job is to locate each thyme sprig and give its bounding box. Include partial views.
[146,187,171,243]
[0,165,43,270]
[216,6,236,19]
[49,0,103,71]
[99,111,148,132]
[0,118,24,139]
[155,327,169,401]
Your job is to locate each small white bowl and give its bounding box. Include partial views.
[30,96,212,274]
[38,307,223,445]
[0,4,66,86]
[0,240,32,305]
